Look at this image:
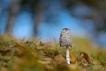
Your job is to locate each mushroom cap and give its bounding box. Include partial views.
[59,28,72,47]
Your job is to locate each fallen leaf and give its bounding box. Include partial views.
[70,51,78,64]
[14,44,38,58]
[54,54,67,65]
[36,42,50,50]
[78,56,89,67]
[68,64,80,71]
[80,52,91,63]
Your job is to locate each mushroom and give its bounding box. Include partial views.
[59,28,72,64]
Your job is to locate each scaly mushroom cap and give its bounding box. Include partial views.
[59,28,72,47]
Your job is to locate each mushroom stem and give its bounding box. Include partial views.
[66,46,70,64]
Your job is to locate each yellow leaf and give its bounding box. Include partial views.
[70,51,77,65]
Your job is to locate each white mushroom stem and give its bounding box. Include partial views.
[66,46,70,64]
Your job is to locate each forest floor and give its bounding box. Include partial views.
[0,35,106,71]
